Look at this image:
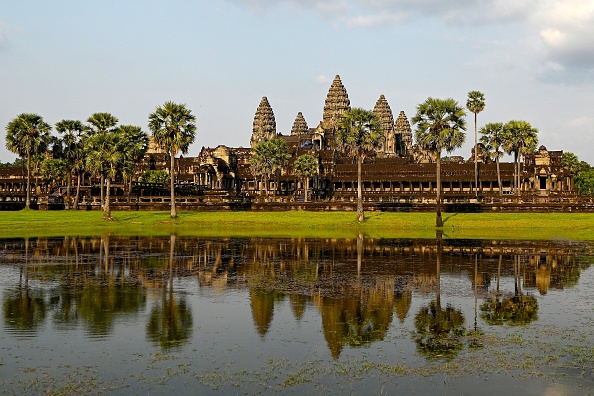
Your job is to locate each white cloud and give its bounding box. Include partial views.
[569,116,594,129]
[344,11,407,27]
[316,74,331,84]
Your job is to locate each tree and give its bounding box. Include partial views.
[503,120,538,196]
[293,154,318,202]
[86,113,119,208]
[561,152,580,192]
[117,125,149,194]
[479,122,506,195]
[336,108,383,222]
[86,131,123,219]
[466,91,485,196]
[413,98,466,227]
[140,170,170,184]
[250,138,289,196]
[148,101,197,219]
[5,113,52,209]
[55,120,85,209]
[41,158,69,193]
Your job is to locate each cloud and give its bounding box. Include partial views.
[228,0,594,80]
[569,116,594,129]
[316,74,331,84]
[534,1,594,71]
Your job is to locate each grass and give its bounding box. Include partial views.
[1,209,594,240]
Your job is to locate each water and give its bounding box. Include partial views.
[1,235,594,395]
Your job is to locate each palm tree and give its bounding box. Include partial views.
[86,113,119,208]
[413,98,466,227]
[293,154,318,202]
[503,120,538,196]
[561,152,580,192]
[148,102,197,219]
[336,108,383,222]
[466,91,485,196]
[250,138,289,196]
[479,122,506,195]
[86,131,123,219]
[55,120,85,209]
[117,125,149,194]
[5,113,52,208]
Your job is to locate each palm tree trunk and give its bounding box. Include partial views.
[474,112,478,197]
[103,177,111,219]
[496,157,502,196]
[74,171,81,210]
[357,152,364,222]
[66,172,72,210]
[436,152,443,227]
[170,151,177,219]
[305,176,309,203]
[25,151,31,209]
[100,175,105,209]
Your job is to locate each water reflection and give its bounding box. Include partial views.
[0,235,592,358]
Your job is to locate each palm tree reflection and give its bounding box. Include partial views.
[146,234,193,350]
[413,231,466,359]
[480,255,538,326]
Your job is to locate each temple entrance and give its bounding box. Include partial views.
[540,177,547,190]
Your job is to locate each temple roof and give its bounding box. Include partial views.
[322,75,351,128]
[251,96,276,147]
[291,112,308,136]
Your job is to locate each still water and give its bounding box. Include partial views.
[1,235,594,395]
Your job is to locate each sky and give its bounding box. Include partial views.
[1,0,593,164]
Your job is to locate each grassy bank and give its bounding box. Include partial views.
[1,209,593,240]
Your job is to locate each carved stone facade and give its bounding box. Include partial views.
[291,112,308,136]
[250,96,276,148]
[322,75,351,129]
[373,95,396,157]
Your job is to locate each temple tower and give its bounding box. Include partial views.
[373,95,396,156]
[394,111,413,157]
[322,75,351,129]
[322,75,351,149]
[250,96,276,148]
[291,112,308,136]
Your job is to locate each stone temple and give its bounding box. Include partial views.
[0,75,578,210]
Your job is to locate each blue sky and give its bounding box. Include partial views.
[2,0,593,163]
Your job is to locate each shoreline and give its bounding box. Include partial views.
[1,210,593,240]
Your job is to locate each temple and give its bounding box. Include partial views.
[0,75,586,210]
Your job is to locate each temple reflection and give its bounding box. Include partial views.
[1,236,592,357]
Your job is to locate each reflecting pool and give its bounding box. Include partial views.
[1,235,594,394]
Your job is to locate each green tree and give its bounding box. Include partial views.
[55,120,85,209]
[293,154,318,202]
[86,131,124,219]
[479,122,506,195]
[86,113,119,208]
[250,138,290,196]
[336,108,383,222]
[412,98,466,227]
[148,101,197,219]
[140,169,171,184]
[466,91,485,196]
[561,152,580,192]
[117,125,149,194]
[41,158,69,193]
[503,120,538,195]
[5,113,52,208]
[575,169,594,195]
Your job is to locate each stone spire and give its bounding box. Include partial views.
[394,111,413,157]
[373,94,396,156]
[322,75,351,129]
[251,96,276,148]
[291,112,308,136]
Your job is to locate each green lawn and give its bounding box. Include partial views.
[1,209,593,240]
